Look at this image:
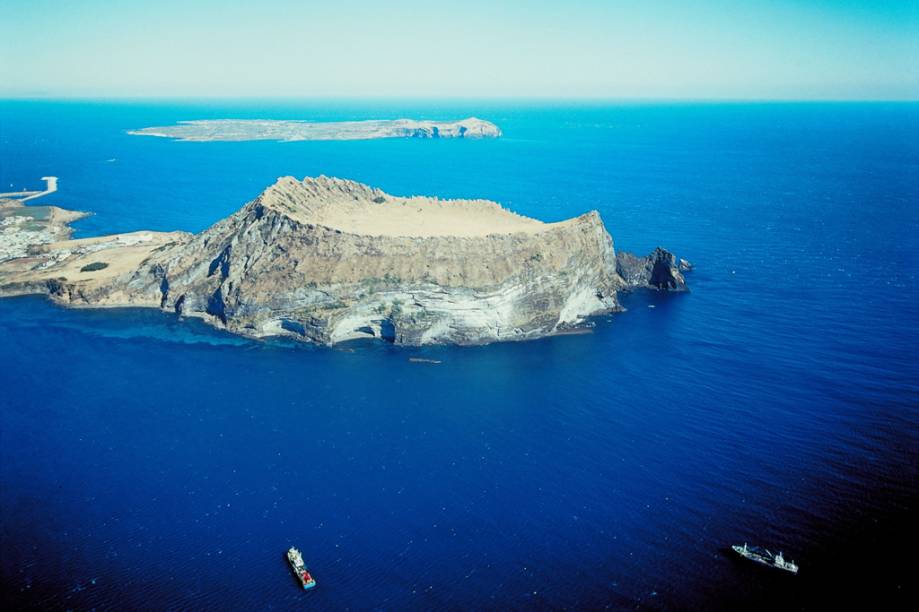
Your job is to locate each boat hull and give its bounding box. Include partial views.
[732,545,798,574]
[287,547,317,590]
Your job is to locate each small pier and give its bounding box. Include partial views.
[0,176,58,202]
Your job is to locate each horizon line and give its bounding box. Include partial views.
[2,94,918,104]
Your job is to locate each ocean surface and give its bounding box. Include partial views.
[1,100,917,610]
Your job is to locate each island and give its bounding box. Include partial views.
[128,117,502,142]
[0,176,689,346]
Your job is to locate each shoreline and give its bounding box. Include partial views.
[129,117,502,142]
[0,175,688,347]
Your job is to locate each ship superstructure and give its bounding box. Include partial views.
[732,543,798,574]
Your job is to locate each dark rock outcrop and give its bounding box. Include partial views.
[1,177,690,346]
[616,247,689,291]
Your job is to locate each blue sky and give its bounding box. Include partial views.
[1,0,917,99]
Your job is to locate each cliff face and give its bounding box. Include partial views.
[112,177,628,344]
[2,176,688,346]
[616,247,688,291]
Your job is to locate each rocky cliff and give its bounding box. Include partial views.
[0,176,688,345]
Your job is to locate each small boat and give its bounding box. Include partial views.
[732,542,798,574]
[287,547,317,589]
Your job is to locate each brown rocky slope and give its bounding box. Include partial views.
[0,176,688,345]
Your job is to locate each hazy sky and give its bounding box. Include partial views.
[1,0,917,99]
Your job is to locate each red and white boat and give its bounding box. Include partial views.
[287,547,317,589]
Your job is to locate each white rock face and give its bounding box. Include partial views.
[107,176,624,345]
[1,176,688,346]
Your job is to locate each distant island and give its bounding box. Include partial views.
[0,176,689,346]
[129,117,502,142]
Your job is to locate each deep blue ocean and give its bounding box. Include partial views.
[1,101,917,610]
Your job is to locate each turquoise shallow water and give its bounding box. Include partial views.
[1,101,918,609]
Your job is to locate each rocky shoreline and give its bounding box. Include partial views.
[0,176,689,346]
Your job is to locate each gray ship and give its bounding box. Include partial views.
[732,543,799,574]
